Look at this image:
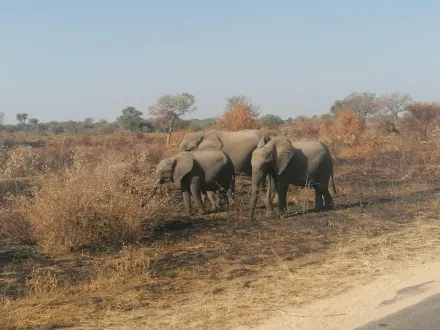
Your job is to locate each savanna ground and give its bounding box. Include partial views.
[1,112,440,330]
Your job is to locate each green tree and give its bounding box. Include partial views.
[117,106,144,132]
[84,117,95,129]
[148,93,197,144]
[16,113,29,135]
[260,114,284,128]
[29,118,39,131]
[331,92,381,119]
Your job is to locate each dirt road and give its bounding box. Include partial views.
[357,292,440,329]
[242,261,440,330]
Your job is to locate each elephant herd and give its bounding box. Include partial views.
[148,129,337,220]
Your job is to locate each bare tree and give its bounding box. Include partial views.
[379,91,412,124]
[0,111,4,125]
[148,93,197,144]
[404,101,440,141]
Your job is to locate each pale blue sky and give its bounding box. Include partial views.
[1,0,440,124]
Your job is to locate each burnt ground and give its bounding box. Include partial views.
[1,157,440,329]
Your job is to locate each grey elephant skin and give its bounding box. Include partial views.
[151,150,235,215]
[178,129,279,209]
[249,136,336,220]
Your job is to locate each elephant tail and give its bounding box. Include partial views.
[230,171,236,196]
[331,167,337,195]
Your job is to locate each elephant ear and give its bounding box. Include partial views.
[200,133,223,150]
[172,153,194,188]
[257,136,271,148]
[275,138,295,175]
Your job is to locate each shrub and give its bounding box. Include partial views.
[215,97,260,131]
[25,150,173,254]
[2,145,43,178]
[281,116,321,141]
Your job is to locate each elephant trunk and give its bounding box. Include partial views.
[140,179,161,207]
[249,170,265,220]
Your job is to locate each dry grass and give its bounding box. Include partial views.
[1,126,440,329]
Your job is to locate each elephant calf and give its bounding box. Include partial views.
[249,136,336,219]
[151,150,235,215]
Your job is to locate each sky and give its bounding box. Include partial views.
[1,0,440,124]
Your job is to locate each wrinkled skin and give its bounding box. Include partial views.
[151,150,235,215]
[249,136,336,220]
[179,129,279,214]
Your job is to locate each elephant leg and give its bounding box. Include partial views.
[264,175,275,217]
[182,189,191,215]
[322,189,334,210]
[269,176,277,203]
[313,187,324,212]
[277,181,289,216]
[207,191,217,211]
[190,180,206,215]
[201,191,207,207]
[259,174,267,204]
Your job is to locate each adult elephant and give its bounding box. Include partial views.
[178,129,279,212]
[249,136,336,220]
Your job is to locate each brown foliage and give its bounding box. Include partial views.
[215,98,260,131]
[280,116,321,141]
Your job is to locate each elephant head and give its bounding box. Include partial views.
[155,153,194,189]
[179,131,223,152]
[249,136,295,219]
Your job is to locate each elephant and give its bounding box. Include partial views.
[149,150,235,215]
[249,136,336,220]
[178,129,280,212]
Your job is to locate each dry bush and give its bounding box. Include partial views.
[0,196,35,245]
[318,111,376,159]
[403,101,440,141]
[215,98,260,131]
[1,145,44,178]
[280,116,321,141]
[24,149,173,255]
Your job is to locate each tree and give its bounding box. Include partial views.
[148,93,197,144]
[330,100,344,115]
[84,117,94,129]
[29,118,39,131]
[117,106,144,132]
[379,91,412,124]
[16,113,29,135]
[0,111,4,125]
[331,92,380,119]
[215,95,260,131]
[404,101,440,141]
[260,114,284,128]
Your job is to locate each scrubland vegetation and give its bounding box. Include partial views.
[1,92,440,329]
